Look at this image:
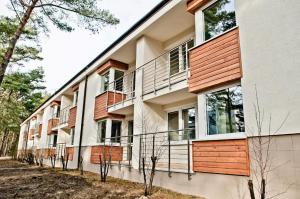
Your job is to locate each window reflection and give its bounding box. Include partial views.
[206,85,244,135]
[204,0,236,41]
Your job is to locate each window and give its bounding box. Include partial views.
[97,120,106,143]
[73,90,79,106]
[114,70,124,91]
[169,39,194,76]
[206,85,244,135]
[70,127,75,145]
[53,134,57,147]
[168,111,179,140]
[101,72,109,92]
[168,107,196,141]
[203,0,236,41]
[52,105,60,118]
[111,120,122,143]
[182,108,196,139]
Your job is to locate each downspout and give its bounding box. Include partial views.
[77,75,88,169]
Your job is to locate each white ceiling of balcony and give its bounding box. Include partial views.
[109,1,194,65]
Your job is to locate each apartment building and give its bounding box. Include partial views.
[17,0,300,198]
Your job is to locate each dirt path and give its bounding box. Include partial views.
[0,160,202,199]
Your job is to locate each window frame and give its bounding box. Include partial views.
[196,0,237,44]
[101,71,110,93]
[166,104,197,141]
[197,83,245,140]
[96,120,107,143]
[111,120,122,143]
[73,90,79,107]
[168,39,195,77]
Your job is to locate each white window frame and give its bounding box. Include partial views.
[195,0,237,45]
[166,103,198,141]
[197,82,246,141]
[168,39,195,77]
[100,70,110,93]
[96,120,107,143]
[73,90,79,107]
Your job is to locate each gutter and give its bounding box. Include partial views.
[21,0,171,125]
[77,75,88,169]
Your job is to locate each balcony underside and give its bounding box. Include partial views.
[108,102,134,115]
[143,87,196,105]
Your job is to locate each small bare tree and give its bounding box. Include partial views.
[50,154,56,168]
[79,156,84,175]
[99,146,111,182]
[247,88,290,199]
[61,153,69,171]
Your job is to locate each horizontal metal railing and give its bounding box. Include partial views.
[107,70,136,107]
[59,105,71,125]
[141,40,192,96]
[96,128,194,179]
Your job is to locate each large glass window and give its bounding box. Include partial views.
[206,85,244,135]
[168,111,179,141]
[111,120,122,143]
[203,0,236,41]
[70,127,75,145]
[182,108,196,139]
[101,72,109,92]
[97,120,106,143]
[73,91,79,106]
[169,39,194,76]
[114,70,124,91]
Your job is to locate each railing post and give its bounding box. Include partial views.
[168,57,171,90]
[153,60,156,94]
[141,68,144,98]
[113,81,116,108]
[138,134,142,172]
[168,131,171,177]
[122,77,124,105]
[187,131,191,180]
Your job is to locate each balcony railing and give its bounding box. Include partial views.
[59,105,71,125]
[91,128,194,179]
[142,40,192,96]
[107,70,136,107]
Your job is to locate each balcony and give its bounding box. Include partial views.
[94,92,125,120]
[47,118,59,135]
[107,71,136,114]
[34,123,42,138]
[141,40,192,101]
[68,106,77,129]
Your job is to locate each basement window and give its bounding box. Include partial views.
[206,85,244,135]
[203,0,236,41]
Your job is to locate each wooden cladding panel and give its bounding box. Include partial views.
[68,106,77,128]
[187,0,210,14]
[192,139,250,176]
[47,118,59,135]
[66,147,74,161]
[96,59,128,75]
[94,92,125,121]
[188,28,242,93]
[90,145,123,163]
[29,129,34,140]
[37,124,42,138]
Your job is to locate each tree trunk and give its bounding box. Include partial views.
[248,179,255,199]
[0,0,39,85]
[0,128,9,156]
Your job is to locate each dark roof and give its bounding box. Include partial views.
[23,0,171,123]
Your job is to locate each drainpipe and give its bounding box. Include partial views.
[77,75,88,169]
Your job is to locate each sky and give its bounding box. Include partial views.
[0,0,161,93]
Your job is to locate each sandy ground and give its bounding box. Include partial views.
[0,159,203,199]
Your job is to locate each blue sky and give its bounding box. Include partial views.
[0,0,161,93]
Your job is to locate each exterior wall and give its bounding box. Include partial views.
[236,0,300,136]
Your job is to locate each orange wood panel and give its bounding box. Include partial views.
[37,124,42,138]
[66,147,74,161]
[47,118,59,135]
[90,145,123,163]
[29,129,34,140]
[94,91,125,121]
[192,139,250,176]
[68,106,77,128]
[187,0,210,14]
[188,28,242,93]
[96,59,128,75]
